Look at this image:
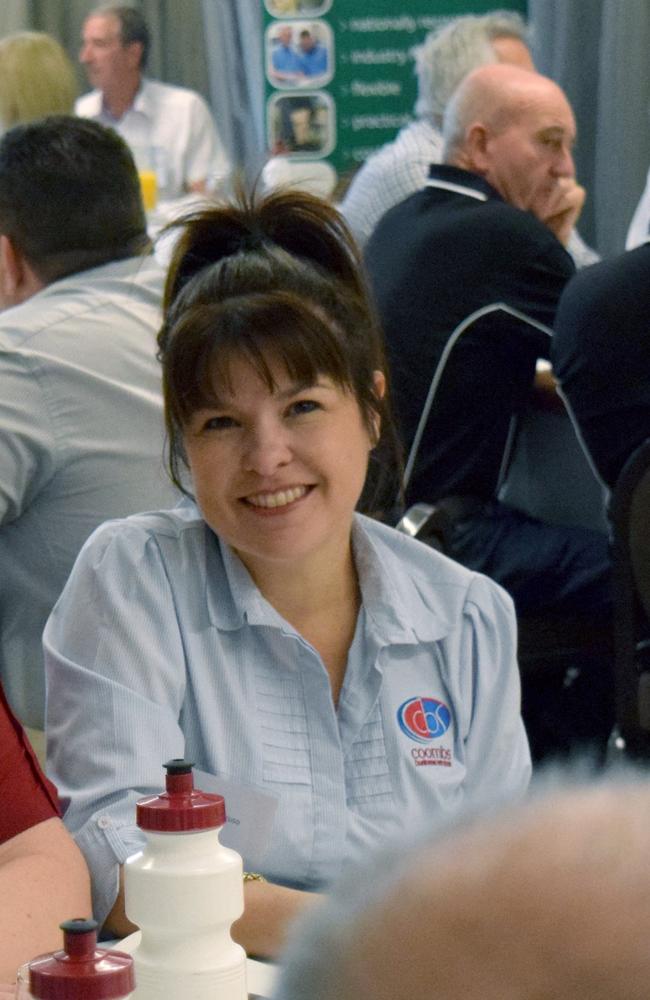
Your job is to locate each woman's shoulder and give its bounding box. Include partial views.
[79,498,209,566]
[356,514,514,624]
[357,513,474,581]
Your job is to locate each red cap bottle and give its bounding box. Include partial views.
[27,919,134,999]
[125,760,246,1000]
[136,758,226,832]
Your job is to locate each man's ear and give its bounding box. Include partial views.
[0,234,43,306]
[125,41,144,72]
[464,123,491,175]
[0,234,24,303]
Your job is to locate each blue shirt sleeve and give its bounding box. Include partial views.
[44,520,187,926]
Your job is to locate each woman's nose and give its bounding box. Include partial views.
[241,422,292,475]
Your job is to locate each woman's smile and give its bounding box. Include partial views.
[243,484,312,511]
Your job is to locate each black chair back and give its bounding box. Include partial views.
[609,437,650,756]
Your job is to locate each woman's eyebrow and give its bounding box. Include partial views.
[275,379,330,400]
[199,378,331,410]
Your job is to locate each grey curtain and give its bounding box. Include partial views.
[530,0,650,256]
[0,1,30,33]
[201,0,266,185]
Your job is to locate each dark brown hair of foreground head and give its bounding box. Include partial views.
[158,186,402,516]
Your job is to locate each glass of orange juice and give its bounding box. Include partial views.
[132,145,158,213]
[138,168,157,212]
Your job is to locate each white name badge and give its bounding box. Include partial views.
[193,769,278,865]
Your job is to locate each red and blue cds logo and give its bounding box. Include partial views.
[397,697,451,743]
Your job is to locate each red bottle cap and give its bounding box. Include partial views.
[136,759,226,832]
[29,919,134,999]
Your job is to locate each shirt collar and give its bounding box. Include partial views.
[426,164,501,203]
[207,534,297,633]
[97,78,148,121]
[82,89,103,116]
[351,515,464,646]
[204,514,462,646]
[130,78,151,116]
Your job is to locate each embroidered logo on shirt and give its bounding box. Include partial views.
[397,696,451,742]
[409,745,452,766]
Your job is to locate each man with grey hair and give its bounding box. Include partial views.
[275,774,650,1000]
[76,3,230,200]
[341,12,531,247]
[364,64,612,757]
[340,11,596,267]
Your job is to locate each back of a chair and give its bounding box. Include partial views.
[609,437,650,753]
[400,302,548,503]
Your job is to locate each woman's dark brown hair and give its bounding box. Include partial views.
[158,187,402,516]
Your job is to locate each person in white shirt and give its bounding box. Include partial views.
[76,3,230,201]
[0,116,177,728]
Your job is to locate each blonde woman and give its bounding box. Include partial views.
[0,31,77,130]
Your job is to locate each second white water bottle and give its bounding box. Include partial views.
[125,758,247,1000]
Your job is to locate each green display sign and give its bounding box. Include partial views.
[262,0,527,184]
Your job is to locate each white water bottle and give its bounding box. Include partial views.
[125,759,247,1000]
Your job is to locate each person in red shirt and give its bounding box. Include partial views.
[0,683,90,989]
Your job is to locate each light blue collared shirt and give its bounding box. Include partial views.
[45,502,530,925]
[0,255,177,727]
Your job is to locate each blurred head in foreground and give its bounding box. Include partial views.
[276,773,650,1000]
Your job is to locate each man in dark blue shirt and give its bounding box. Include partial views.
[298,29,328,77]
[366,63,602,614]
[366,64,612,757]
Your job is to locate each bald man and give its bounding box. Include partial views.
[365,65,612,755]
[340,12,597,269]
[276,775,650,1000]
[341,11,534,249]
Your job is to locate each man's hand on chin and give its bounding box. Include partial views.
[537,177,586,247]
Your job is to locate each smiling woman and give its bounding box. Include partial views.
[44,189,531,961]
[182,361,378,591]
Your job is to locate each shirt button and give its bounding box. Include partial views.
[97,816,111,830]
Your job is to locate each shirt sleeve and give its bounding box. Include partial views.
[626,166,650,250]
[567,228,600,269]
[0,682,59,843]
[44,521,188,926]
[456,575,532,801]
[494,206,577,360]
[0,349,57,525]
[184,92,230,193]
